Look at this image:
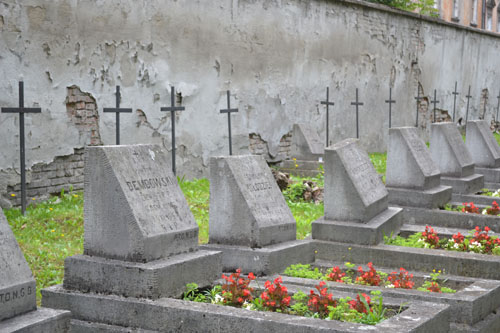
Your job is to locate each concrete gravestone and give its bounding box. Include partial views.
[312,138,402,244]
[386,127,451,208]
[466,120,500,186]
[430,123,484,194]
[62,145,221,299]
[0,210,70,331]
[280,124,324,177]
[203,154,314,274]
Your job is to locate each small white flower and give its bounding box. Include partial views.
[386,284,395,288]
[482,209,488,215]
[214,294,223,304]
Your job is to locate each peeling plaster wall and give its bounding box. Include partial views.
[1,0,500,206]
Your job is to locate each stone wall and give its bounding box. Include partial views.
[1,0,500,207]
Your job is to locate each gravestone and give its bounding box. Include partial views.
[466,120,500,187]
[61,145,221,299]
[386,127,452,208]
[0,210,70,331]
[203,154,314,274]
[280,124,324,177]
[430,123,484,194]
[312,138,402,244]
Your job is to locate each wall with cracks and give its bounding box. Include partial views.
[1,0,500,207]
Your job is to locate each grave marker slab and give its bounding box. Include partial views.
[430,123,484,194]
[83,145,198,262]
[61,144,222,299]
[290,123,324,160]
[0,210,70,331]
[465,120,500,188]
[312,138,402,245]
[386,127,451,208]
[203,154,314,274]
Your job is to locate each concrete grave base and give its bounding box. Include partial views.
[273,261,500,328]
[476,167,500,184]
[314,240,500,280]
[451,192,500,207]
[441,174,484,194]
[63,250,222,299]
[401,206,500,232]
[0,307,71,333]
[485,182,500,191]
[387,185,452,209]
[70,319,156,333]
[42,284,450,332]
[279,159,323,177]
[200,240,314,275]
[312,207,402,245]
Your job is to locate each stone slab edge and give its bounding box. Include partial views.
[0,307,71,333]
[441,174,484,194]
[41,285,450,333]
[200,240,315,275]
[387,185,452,209]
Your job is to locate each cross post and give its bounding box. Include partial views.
[496,90,500,122]
[160,86,185,175]
[385,87,396,129]
[1,81,41,214]
[431,89,440,123]
[103,85,132,145]
[320,87,335,146]
[220,90,238,155]
[415,89,423,128]
[350,88,364,139]
[465,85,472,130]
[452,81,459,122]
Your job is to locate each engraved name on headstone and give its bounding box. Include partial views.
[0,210,36,321]
[84,145,198,262]
[324,138,388,222]
[387,127,441,190]
[209,155,296,248]
[466,120,500,168]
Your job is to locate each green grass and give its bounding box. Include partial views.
[4,190,83,305]
[178,178,210,244]
[495,133,500,146]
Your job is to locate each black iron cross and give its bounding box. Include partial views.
[350,88,364,139]
[1,82,41,215]
[103,86,132,145]
[320,87,335,146]
[385,87,396,129]
[452,81,459,122]
[415,89,423,128]
[465,85,472,129]
[496,90,500,122]
[161,86,185,175]
[431,89,440,123]
[220,90,238,155]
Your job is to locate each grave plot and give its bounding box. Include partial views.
[0,210,70,332]
[279,124,324,177]
[273,260,500,331]
[308,138,500,329]
[201,154,314,275]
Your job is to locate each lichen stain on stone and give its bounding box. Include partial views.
[0,16,4,29]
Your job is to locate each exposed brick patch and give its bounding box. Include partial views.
[249,132,292,161]
[66,85,102,145]
[5,148,85,207]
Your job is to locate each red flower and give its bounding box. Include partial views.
[260,276,290,312]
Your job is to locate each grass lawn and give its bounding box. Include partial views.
[4,153,386,304]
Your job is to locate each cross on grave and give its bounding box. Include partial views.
[452,81,459,122]
[415,89,423,128]
[496,90,500,122]
[465,85,472,129]
[385,87,396,129]
[350,88,364,139]
[320,86,335,146]
[160,86,185,175]
[431,89,440,123]
[220,90,238,155]
[1,81,41,215]
[103,85,132,145]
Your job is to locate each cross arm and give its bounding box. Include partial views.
[220,108,238,114]
[161,106,185,112]
[103,108,133,113]
[1,107,41,113]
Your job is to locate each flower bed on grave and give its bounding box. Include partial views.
[477,188,500,198]
[282,263,458,294]
[385,225,500,256]
[442,201,500,216]
[182,269,401,325]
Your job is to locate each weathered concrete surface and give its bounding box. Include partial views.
[42,285,451,332]
[0,307,71,333]
[2,0,500,204]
